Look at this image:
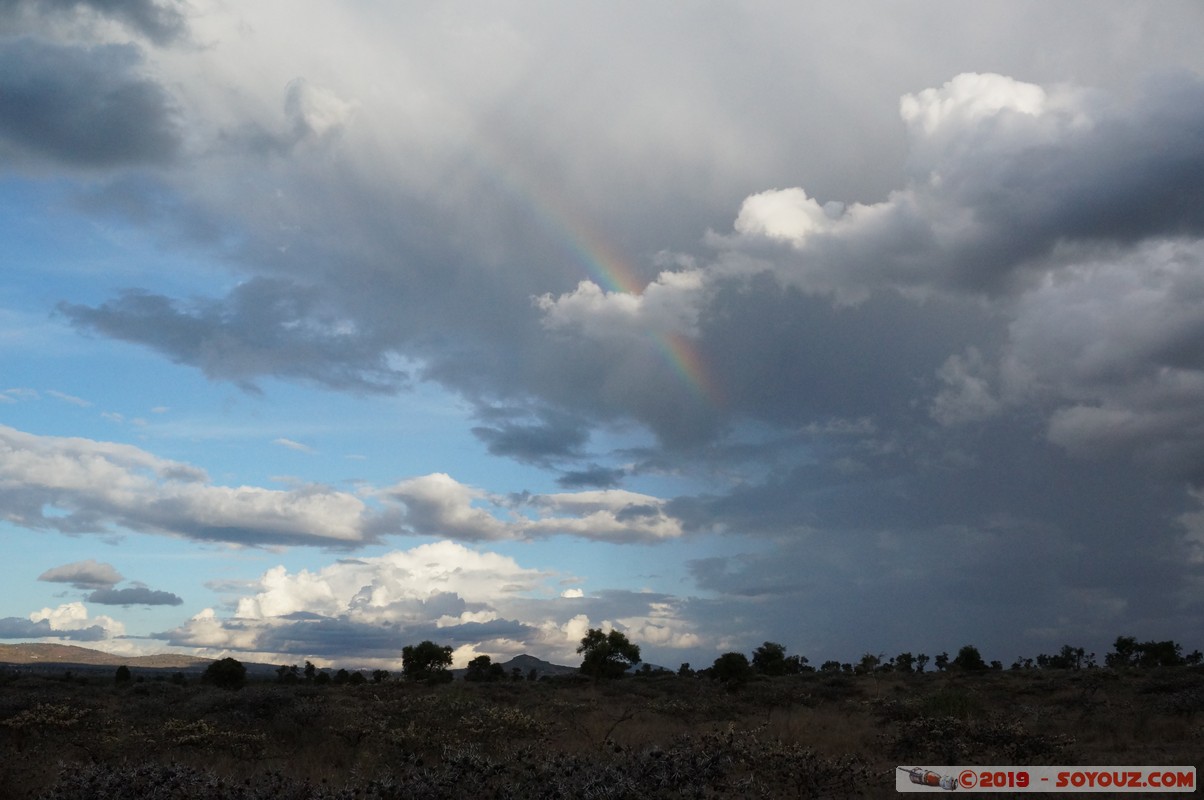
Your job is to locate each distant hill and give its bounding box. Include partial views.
[0,642,211,670]
[0,643,578,680]
[451,653,577,680]
[501,653,577,677]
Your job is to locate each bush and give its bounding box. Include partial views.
[201,657,247,690]
[402,641,454,683]
[577,628,640,680]
[711,652,753,685]
[952,645,988,672]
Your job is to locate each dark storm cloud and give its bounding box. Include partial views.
[671,414,1200,662]
[697,273,995,426]
[63,70,1204,456]
[557,465,626,489]
[0,38,179,168]
[59,279,407,394]
[715,73,1204,304]
[471,409,590,464]
[0,0,189,45]
[26,0,1204,667]
[86,586,183,606]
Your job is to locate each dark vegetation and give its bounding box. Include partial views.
[0,633,1200,798]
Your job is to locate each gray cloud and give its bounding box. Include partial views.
[0,617,106,641]
[38,559,123,590]
[0,424,379,548]
[86,586,183,606]
[0,0,189,45]
[0,38,180,169]
[471,409,590,464]
[16,3,1204,666]
[247,617,535,660]
[557,465,626,489]
[60,280,408,394]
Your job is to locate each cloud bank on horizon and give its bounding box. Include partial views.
[2,0,1203,669]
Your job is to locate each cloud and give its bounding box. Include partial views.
[382,474,512,542]
[0,617,58,639]
[60,280,408,394]
[273,438,316,454]
[0,0,190,45]
[46,390,92,407]
[155,541,549,663]
[471,408,589,464]
[38,558,123,589]
[0,38,180,169]
[654,74,1204,311]
[382,473,685,543]
[1001,239,1204,480]
[519,71,1204,475]
[556,465,626,489]
[930,347,1002,426]
[0,423,377,547]
[153,541,703,666]
[0,424,685,548]
[86,586,183,606]
[13,1,1204,669]
[29,601,124,641]
[284,78,358,143]
[523,490,684,542]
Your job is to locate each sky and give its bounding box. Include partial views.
[2,0,1204,672]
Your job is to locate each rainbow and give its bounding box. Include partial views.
[471,140,722,406]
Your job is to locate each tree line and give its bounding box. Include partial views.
[131,630,1198,691]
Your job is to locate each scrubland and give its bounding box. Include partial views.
[1,666,1200,798]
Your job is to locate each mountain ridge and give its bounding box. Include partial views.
[0,642,578,677]
[0,642,210,670]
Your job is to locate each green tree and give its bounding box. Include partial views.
[855,652,882,675]
[114,665,132,685]
[934,652,949,672]
[202,657,247,690]
[402,640,454,683]
[894,652,915,674]
[1135,639,1184,668]
[785,654,810,673]
[465,655,505,682]
[952,645,988,671]
[711,652,753,685]
[915,653,929,673]
[751,641,789,676]
[371,669,390,684]
[275,664,299,684]
[1106,635,1137,668]
[576,628,641,680]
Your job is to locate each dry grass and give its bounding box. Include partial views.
[0,666,1199,798]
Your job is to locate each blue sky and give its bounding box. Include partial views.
[3,0,1204,671]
